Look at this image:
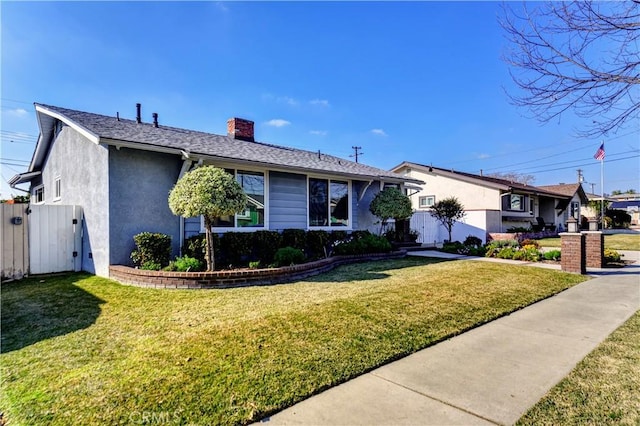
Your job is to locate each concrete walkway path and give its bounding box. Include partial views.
[259,252,639,425]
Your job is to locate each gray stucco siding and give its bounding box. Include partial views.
[36,124,110,275]
[268,171,308,230]
[355,181,383,234]
[108,147,182,267]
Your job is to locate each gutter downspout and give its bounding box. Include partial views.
[177,158,194,255]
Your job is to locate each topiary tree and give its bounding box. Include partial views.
[168,166,247,271]
[430,196,465,243]
[369,188,413,237]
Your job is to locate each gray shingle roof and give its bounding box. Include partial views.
[36,103,416,183]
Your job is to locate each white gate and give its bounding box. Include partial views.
[29,205,82,274]
[410,212,441,245]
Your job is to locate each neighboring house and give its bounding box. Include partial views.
[10,103,421,277]
[536,183,589,226]
[391,162,588,238]
[610,200,640,225]
[582,191,616,220]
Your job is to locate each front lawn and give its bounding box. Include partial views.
[518,310,640,425]
[536,233,640,251]
[1,258,586,425]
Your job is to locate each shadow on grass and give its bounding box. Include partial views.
[303,256,451,283]
[1,273,105,353]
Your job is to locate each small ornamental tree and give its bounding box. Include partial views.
[430,196,465,243]
[168,166,247,271]
[369,188,413,236]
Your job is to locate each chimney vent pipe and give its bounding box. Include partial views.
[152,113,158,128]
[136,103,141,124]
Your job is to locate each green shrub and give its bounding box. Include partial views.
[220,232,252,267]
[467,246,487,257]
[252,231,282,264]
[141,261,163,271]
[174,256,204,272]
[306,230,331,259]
[604,248,622,263]
[544,250,561,261]
[130,232,172,269]
[281,229,307,251]
[249,261,261,269]
[463,235,483,248]
[507,226,531,233]
[274,246,306,267]
[329,231,349,245]
[605,210,631,229]
[496,247,517,259]
[442,241,465,254]
[521,247,542,261]
[333,234,392,255]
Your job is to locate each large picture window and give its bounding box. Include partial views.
[212,169,265,228]
[503,194,526,212]
[309,178,349,227]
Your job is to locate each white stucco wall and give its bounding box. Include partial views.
[402,168,502,211]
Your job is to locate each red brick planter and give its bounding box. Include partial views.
[109,251,406,289]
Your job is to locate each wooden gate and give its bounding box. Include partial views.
[28,205,83,275]
[1,203,30,280]
[410,211,442,245]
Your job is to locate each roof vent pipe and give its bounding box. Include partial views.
[116,112,120,121]
[136,103,141,124]
[152,113,158,128]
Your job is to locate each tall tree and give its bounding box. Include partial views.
[430,197,465,243]
[501,1,640,137]
[168,166,247,271]
[486,172,535,185]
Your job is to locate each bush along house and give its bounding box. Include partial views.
[9,103,422,277]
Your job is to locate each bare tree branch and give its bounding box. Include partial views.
[500,1,640,138]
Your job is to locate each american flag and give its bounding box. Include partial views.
[593,143,605,161]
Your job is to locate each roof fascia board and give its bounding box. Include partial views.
[176,153,422,184]
[35,104,100,144]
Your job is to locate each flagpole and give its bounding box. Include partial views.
[600,141,605,229]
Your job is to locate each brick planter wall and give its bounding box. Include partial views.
[583,231,604,268]
[560,233,586,274]
[109,251,406,289]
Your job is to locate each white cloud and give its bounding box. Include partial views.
[310,99,330,107]
[278,96,299,106]
[266,119,291,127]
[309,130,327,136]
[478,153,490,159]
[370,128,387,136]
[8,108,28,117]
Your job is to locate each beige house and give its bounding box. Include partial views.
[391,162,588,236]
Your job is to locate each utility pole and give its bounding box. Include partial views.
[590,183,596,194]
[350,146,363,163]
[577,169,584,183]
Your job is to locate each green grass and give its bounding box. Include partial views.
[536,233,640,251]
[518,310,640,425]
[1,258,587,425]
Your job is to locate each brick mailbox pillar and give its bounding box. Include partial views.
[583,231,604,268]
[560,218,586,274]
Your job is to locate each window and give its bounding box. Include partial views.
[33,185,44,204]
[309,178,349,227]
[509,194,525,211]
[529,198,535,215]
[570,201,580,219]
[419,195,435,208]
[54,177,61,201]
[212,169,265,228]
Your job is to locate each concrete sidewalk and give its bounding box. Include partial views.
[259,255,639,425]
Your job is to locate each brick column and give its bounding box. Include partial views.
[560,232,586,274]
[583,231,604,268]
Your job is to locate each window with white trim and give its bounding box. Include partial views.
[570,201,580,219]
[309,178,349,227]
[212,169,265,229]
[419,195,435,208]
[33,185,44,204]
[54,177,61,201]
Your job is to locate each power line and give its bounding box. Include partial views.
[499,150,639,174]
[481,142,599,172]
[350,146,363,163]
[526,154,640,175]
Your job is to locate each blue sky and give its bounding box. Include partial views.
[2,1,638,199]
